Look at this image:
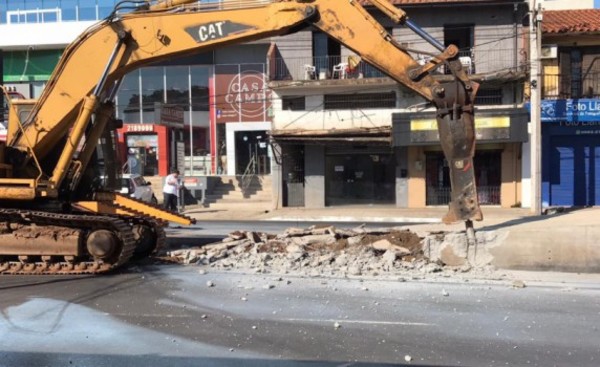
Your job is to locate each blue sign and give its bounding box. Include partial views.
[526,99,600,122]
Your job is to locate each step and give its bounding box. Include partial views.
[211,185,271,195]
[204,195,272,203]
[200,201,272,210]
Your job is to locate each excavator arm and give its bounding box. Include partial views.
[5,0,481,224]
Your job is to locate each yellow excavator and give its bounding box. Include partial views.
[0,0,482,275]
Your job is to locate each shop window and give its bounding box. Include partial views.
[425,153,451,205]
[570,49,583,98]
[282,96,305,111]
[166,66,190,110]
[191,66,210,112]
[425,150,501,205]
[98,0,117,19]
[444,24,474,74]
[141,67,165,123]
[325,152,395,205]
[58,0,78,21]
[283,145,305,207]
[475,88,503,105]
[126,134,159,176]
[116,71,140,123]
[312,31,341,79]
[324,92,395,110]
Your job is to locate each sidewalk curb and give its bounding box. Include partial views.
[265,216,443,223]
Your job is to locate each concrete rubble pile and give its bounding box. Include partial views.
[167,225,502,278]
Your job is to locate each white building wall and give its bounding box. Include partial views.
[0,22,95,50]
[225,121,271,176]
[274,108,392,132]
[521,135,532,208]
[538,0,594,10]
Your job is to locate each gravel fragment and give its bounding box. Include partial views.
[512,280,526,288]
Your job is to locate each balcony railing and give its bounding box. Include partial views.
[1,1,122,24]
[542,72,600,99]
[269,55,385,82]
[269,47,526,82]
[426,186,500,206]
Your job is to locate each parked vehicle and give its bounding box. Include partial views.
[119,174,158,205]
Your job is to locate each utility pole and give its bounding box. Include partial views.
[529,1,543,215]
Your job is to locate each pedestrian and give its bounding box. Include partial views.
[163,169,181,212]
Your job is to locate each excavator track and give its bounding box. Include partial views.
[0,209,137,275]
[126,216,167,259]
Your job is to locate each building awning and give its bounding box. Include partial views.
[392,108,529,146]
[270,127,392,144]
[3,49,62,82]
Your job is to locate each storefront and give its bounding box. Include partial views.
[393,108,528,208]
[325,145,395,206]
[212,64,272,175]
[271,128,393,208]
[116,104,186,176]
[538,99,600,207]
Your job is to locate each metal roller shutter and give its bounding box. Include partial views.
[548,136,600,206]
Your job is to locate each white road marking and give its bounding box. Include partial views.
[284,318,433,326]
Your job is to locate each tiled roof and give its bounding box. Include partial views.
[543,10,600,34]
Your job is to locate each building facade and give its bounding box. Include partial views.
[2,0,536,211]
[268,0,530,209]
[537,9,600,207]
[0,0,272,178]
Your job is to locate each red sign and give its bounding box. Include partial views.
[214,64,271,123]
[125,124,154,133]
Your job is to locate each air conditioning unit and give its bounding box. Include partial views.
[541,45,557,59]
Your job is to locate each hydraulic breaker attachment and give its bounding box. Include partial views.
[434,81,483,224]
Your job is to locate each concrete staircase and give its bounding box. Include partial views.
[143,174,273,210]
[203,175,273,210]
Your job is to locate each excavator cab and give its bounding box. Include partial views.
[0,87,35,183]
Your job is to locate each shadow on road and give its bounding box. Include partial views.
[478,206,583,232]
[1,352,459,367]
[166,235,226,249]
[0,274,96,291]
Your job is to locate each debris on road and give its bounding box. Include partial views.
[511,280,526,288]
[166,225,501,278]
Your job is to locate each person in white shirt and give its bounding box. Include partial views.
[163,169,181,212]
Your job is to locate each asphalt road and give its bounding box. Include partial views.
[1,263,599,367]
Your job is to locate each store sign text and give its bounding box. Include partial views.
[526,99,600,122]
[126,124,154,133]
